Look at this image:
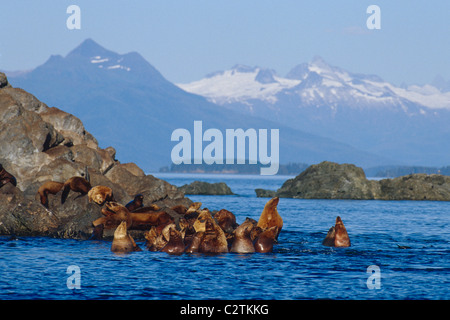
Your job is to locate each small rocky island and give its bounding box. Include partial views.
[179,181,234,195]
[256,161,450,201]
[0,72,191,239]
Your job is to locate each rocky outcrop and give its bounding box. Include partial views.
[179,181,234,195]
[256,161,450,201]
[0,72,191,239]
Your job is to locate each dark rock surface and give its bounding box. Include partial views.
[0,72,192,239]
[256,161,450,201]
[179,181,234,195]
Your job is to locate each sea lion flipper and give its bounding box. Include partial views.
[61,184,71,204]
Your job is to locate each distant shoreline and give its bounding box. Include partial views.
[159,163,450,178]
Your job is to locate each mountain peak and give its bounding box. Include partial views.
[67,39,116,59]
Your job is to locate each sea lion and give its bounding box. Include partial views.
[322,226,336,247]
[254,226,278,253]
[230,219,255,253]
[111,221,142,253]
[37,181,64,208]
[0,164,17,188]
[125,194,144,212]
[93,201,132,229]
[61,176,92,204]
[199,219,229,254]
[214,209,238,234]
[257,197,283,240]
[88,185,114,206]
[94,201,173,231]
[131,203,161,213]
[186,202,202,214]
[161,226,185,255]
[334,216,351,247]
[322,216,351,247]
[185,232,203,254]
[193,209,214,233]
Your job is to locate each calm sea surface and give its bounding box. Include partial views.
[0,173,448,300]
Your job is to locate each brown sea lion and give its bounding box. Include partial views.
[257,197,283,240]
[0,164,17,188]
[94,201,173,231]
[131,203,161,213]
[322,216,351,247]
[230,219,255,253]
[37,181,64,208]
[111,221,142,253]
[161,226,185,255]
[193,209,214,233]
[61,176,92,204]
[125,194,144,212]
[186,202,202,214]
[185,232,203,253]
[254,226,278,253]
[93,201,132,229]
[144,227,160,251]
[88,185,114,206]
[322,226,336,247]
[334,216,351,247]
[199,219,229,254]
[214,209,238,234]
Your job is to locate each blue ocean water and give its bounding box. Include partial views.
[0,173,448,300]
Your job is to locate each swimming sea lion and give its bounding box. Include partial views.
[125,194,144,212]
[254,226,278,253]
[322,226,336,247]
[214,209,238,234]
[334,216,351,247]
[257,197,283,240]
[199,219,229,254]
[161,226,185,255]
[185,232,203,254]
[111,221,141,253]
[88,185,114,206]
[230,219,255,253]
[0,164,17,188]
[61,176,92,204]
[37,181,64,208]
[322,216,351,247]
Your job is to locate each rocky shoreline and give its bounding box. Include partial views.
[0,72,191,239]
[256,161,450,201]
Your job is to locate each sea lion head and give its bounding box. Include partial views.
[266,197,279,209]
[214,209,238,234]
[186,202,202,214]
[114,221,128,240]
[193,209,213,233]
[254,226,279,253]
[334,216,351,247]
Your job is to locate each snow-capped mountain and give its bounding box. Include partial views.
[7,40,392,171]
[178,57,450,167]
[179,56,450,111]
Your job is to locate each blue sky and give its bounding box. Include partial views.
[0,1,449,85]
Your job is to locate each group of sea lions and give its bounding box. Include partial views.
[1,166,351,254]
[99,196,286,255]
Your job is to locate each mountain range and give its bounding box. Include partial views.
[5,39,390,172]
[179,57,450,167]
